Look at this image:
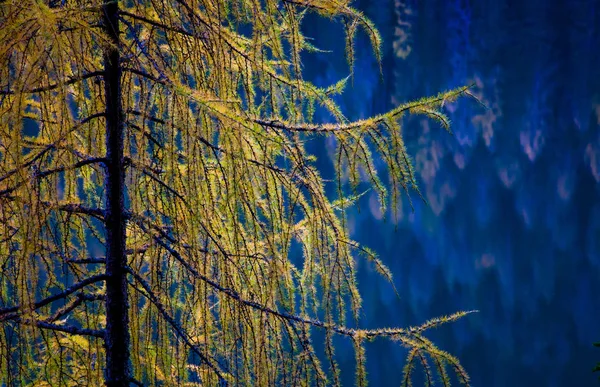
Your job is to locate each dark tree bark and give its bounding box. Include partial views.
[102,0,131,385]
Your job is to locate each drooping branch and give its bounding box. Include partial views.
[9,318,105,338]
[37,157,106,178]
[44,293,104,323]
[125,109,289,177]
[119,11,201,40]
[66,246,149,266]
[134,230,405,339]
[67,258,106,265]
[0,274,106,321]
[131,224,472,382]
[0,113,106,198]
[252,85,472,133]
[41,202,105,220]
[0,71,104,95]
[0,144,55,184]
[1,157,106,198]
[147,228,475,347]
[125,267,227,384]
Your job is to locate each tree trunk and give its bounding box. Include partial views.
[102,0,130,385]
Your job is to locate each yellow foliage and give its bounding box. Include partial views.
[0,0,474,385]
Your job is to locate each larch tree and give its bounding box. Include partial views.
[0,0,476,386]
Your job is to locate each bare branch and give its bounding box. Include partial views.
[1,156,105,197]
[124,157,164,175]
[126,160,187,204]
[125,109,223,152]
[122,67,167,85]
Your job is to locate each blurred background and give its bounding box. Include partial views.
[301,0,600,385]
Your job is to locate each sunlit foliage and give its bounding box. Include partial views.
[0,0,474,385]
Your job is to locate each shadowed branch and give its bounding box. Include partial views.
[0,71,104,95]
[43,293,104,323]
[9,318,105,338]
[0,274,106,321]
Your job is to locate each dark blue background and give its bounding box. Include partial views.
[301,0,600,385]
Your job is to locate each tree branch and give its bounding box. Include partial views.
[126,267,227,384]
[144,236,449,342]
[253,85,472,133]
[40,202,105,220]
[0,71,104,95]
[66,246,149,265]
[0,144,55,184]
[119,11,200,40]
[44,293,104,323]
[129,377,144,387]
[37,157,106,178]
[0,113,106,198]
[67,258,106,265]
[10,318,105,338]
[0,274,106,321]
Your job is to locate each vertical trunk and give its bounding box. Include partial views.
[102,0,130,385]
